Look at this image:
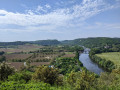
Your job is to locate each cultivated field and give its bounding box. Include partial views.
[8,62,50,70]
[62,52,75,58]
[96,52,120,67]
[0,44,44,53]
[4,54,32,61]
[0,44,77,70]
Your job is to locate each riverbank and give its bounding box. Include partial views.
[79,52,104,75]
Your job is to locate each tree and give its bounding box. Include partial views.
[32,65,63,85]
[8,72,32,83]
[0,56,6,62]
[67,70,96,90]
[0,62,15,81]
[0,51,4,55]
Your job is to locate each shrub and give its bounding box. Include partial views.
[32,65,63,85]
[0,62,15,81]
[8,72,32,83]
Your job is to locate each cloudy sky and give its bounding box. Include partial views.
[0,0,120,41]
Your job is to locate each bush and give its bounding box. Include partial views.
[0,81,52,90]
[0,56,6,62]
[67,70,96,90]
[0,62,15,81]
[90,55,115,72]
[32,65,63,85]
[8,72,32,83]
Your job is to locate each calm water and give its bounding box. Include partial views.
[79,53,104,75]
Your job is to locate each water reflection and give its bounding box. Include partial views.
[79,53,104,75]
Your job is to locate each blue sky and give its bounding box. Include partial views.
[0,0,120,41]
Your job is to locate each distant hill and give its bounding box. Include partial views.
[61,37,120,48]
[0,37,120,48]
[0,40,61,46]
[0,41,29,46]
[31,40,61,46]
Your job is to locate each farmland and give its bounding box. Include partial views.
[96,52,120,67]
[62,52,75,58]
[0,44,44,53]
[0,44,77,70]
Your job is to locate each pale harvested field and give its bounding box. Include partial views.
[96,52,120,67]
[0,44,44,53]
[30,62,50,66]
[4,54,32,61]
[9,62,50,70]
[8,62,50,70]
[62,52,75,58]
[62,54,75,58]
[9,62,24,70]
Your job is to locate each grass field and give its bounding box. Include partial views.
[96,52,120,67]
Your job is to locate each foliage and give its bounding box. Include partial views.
[0,38,120,89]
[32,40,61,45]
[96,69,120,90]
[67,70,96,90]
[8,72,32,83]
[0,56,6,62]
[52,47,83,75]
[89,52,115,72]
[0,64,120,90]
[32,65,63,85]
[0,81,52,90]
[62,45,84,52]
[0,62,15,81]
[75,51,83,67]
[0,51,5,55]
[54,57,81,75]
[62,37,120,48]
[96,52,120,67]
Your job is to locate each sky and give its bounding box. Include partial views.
[0,0,120,42]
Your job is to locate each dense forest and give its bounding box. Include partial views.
[62,37,120,48]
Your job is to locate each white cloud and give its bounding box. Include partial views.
[0,0,119,32]
[45,4,51,9]
[36,5,46,12]
[83,22,120,31]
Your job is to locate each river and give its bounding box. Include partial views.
[79,48,104,75]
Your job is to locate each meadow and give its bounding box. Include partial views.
[96,52,120,67]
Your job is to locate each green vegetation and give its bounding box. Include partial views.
[96,52,120,68]
[50,47,83,75]
[0,62,15,81]
[62,37,120,48]
[0,62,120,90]
[0,51,4,55]
[0,56,6,62]
[1,37,120,48]
[0,59,120,90]
[32,65,62,85]
[52,57,82,75]
[0,38,120,90]
[0,40,60,46]
[89,48,115,72]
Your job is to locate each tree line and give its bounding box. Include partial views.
[89,48,115,72]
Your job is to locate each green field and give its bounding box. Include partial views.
[96,52,120,67]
